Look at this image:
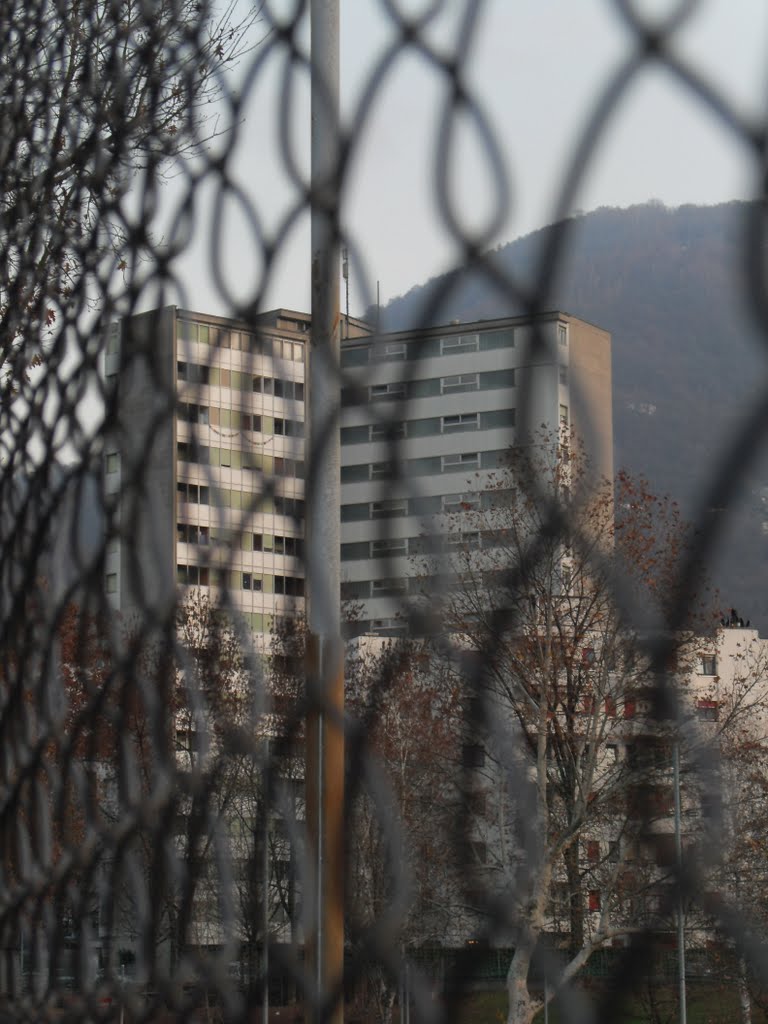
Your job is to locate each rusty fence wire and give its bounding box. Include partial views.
[2,1,768,1022]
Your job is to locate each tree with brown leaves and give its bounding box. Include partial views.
[414,437,720,1024]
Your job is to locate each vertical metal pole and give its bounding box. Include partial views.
[308,4,343,1024]
[342,248,349,340]
[263,782,269,1024]
[673,740,687,1024]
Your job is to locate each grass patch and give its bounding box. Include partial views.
[447,984,768,1024]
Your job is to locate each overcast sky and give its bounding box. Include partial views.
[156,0,768,320]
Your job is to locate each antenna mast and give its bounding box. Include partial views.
[342,246,349,339]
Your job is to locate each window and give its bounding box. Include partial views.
[608,840,620,863]
[444,531,479,552]
[441,373,479,394]
[372,539,407,558]
[699,655,717,675]
[106,573,118,594]
[274,495,305,518]
[243,573,252,590]
[177,564,196,585]
[274,535,302,557]
[371,382,405,401]
[442,452,479,472]
[371,461,395,480]
[588,891,601,912]
[559,404,569,426]
[442,413,479,433]
[371,499,407,519]
[442,492,480,513]
[106,453,119,474]
[342,541,370,561]
[370,618,407,637]
[274,379,285,398]
[274,575,304,597]
[558,323,568,346]
[605,697,616,718]
[696,699,719,722]
[373,341,407,361]
[371,578,407,597]
[559,364,568,385]
[441,333,479,354]
[586,841,600,864]
[370,421,405,442]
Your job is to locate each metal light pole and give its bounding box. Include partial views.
[673,738,687,1024]
[307,4,343,1024]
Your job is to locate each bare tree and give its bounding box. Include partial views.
[344,637,464,1024]
[416,439,714,1024]
[0,0,260,387]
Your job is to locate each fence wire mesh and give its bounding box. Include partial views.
[2,1,768,1022]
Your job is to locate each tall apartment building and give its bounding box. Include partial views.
[105,305,368,640]
[106,307,610,641]
[339,313,612,635]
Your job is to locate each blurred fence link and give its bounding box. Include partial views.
[1,1,767,1022]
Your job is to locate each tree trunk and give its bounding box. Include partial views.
[739,954,752,1024]
[564,842,584,959]
[506,945,539,1024]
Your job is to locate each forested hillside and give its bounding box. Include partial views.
[378,201,768,627]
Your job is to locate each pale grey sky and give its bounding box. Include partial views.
[155,0,768,320]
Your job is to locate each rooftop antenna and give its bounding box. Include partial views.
[376,279,380,334]
[342,246,349,339]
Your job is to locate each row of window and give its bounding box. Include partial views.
[179,320,305,362]
[177,402,304,437]
[341,449,507,485]
[340,327,515,367]
[341,528,507,562]
[177,563,305,596]
[342,578,415,600]
[177,442,305,478]
[341,488,515,522]
[177,522,303,557]
[341,408,515,446]
[177,363,305,401]
[176,482,305,518]
[343,570,510,601]
[341,368,515,407]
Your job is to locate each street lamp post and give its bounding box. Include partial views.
[673,737,687,1024]
[307,5,343,1024]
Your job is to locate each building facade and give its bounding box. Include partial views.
[339,313,612,634]
[106,306,371,640]
[107,307,611,643]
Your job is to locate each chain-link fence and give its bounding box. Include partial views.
[2,1,768,1022]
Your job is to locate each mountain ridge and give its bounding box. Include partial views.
[376,200,768,626]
